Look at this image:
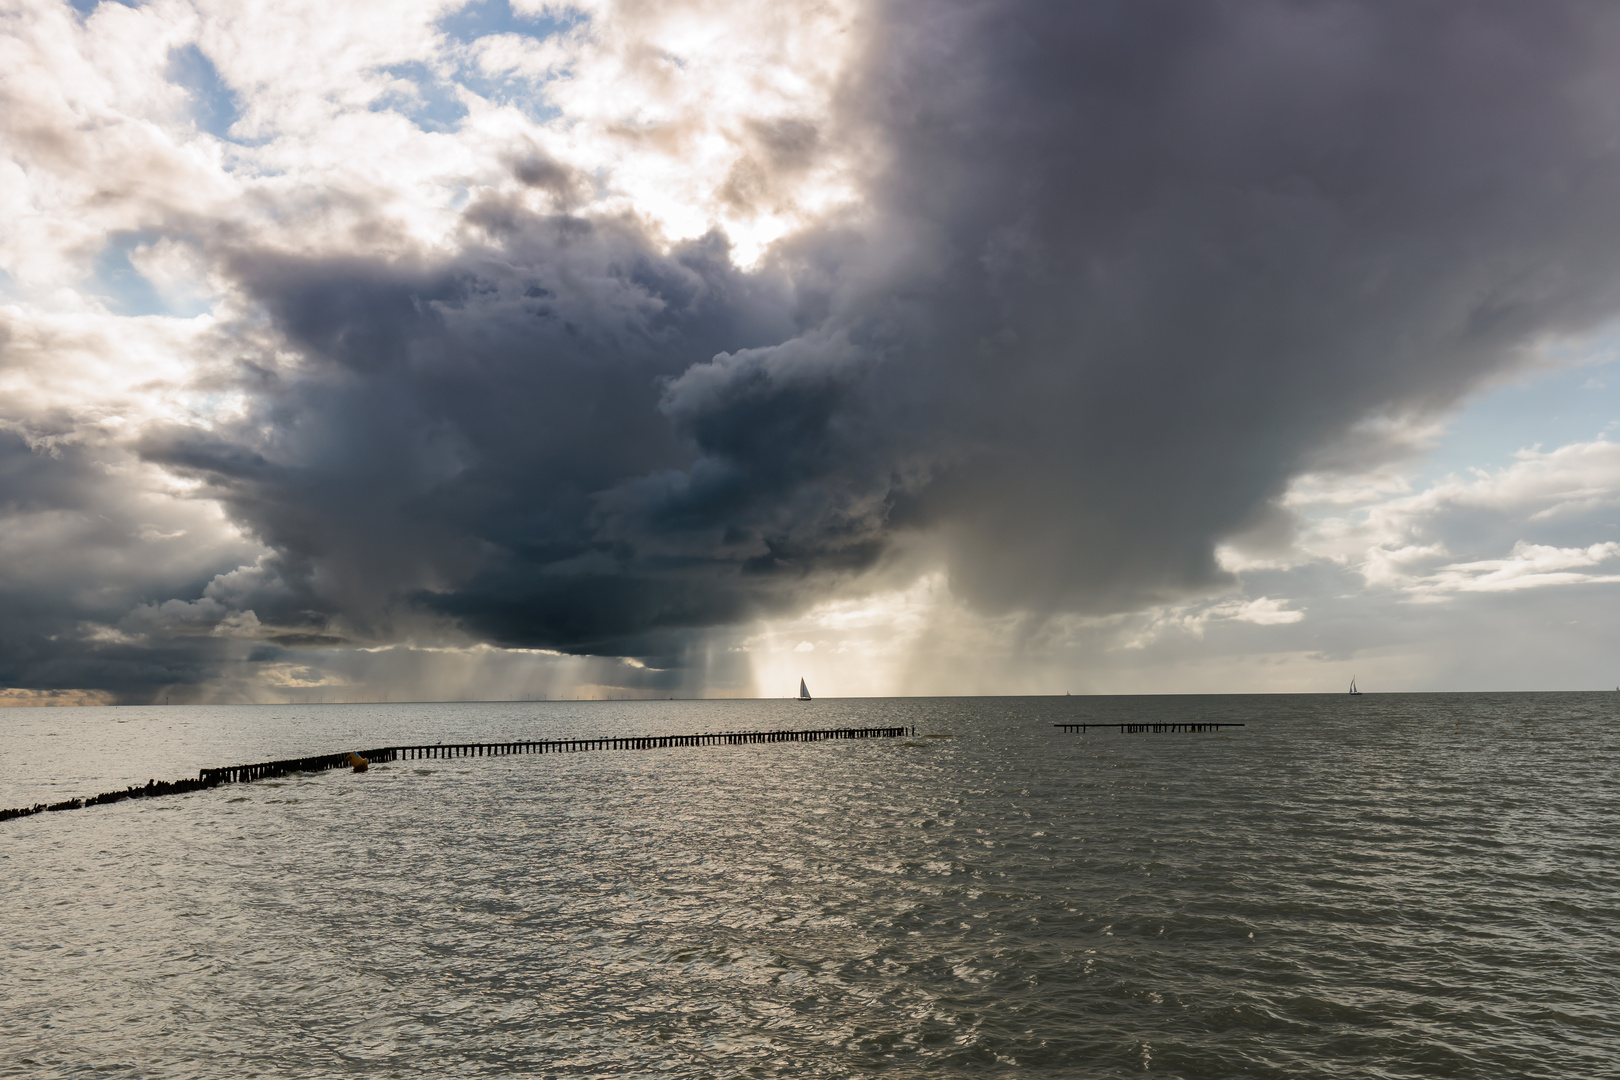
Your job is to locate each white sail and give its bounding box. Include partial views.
[799,678,811,701]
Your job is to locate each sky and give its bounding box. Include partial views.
[3,0,1620,704]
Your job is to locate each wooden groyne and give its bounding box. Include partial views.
[0,775,225,822]
[199,726,911,782]
[1054,722,1244,734]
[1,726,911,823]
[198,746,401,786]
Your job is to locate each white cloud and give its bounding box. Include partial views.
[1278,437,1620,598]
[1216,596,1308,626]
[1118,595,1305,649]
[1417,541,1620,596]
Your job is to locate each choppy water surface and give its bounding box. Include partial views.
[3,694,1618,1078]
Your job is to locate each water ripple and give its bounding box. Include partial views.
[3,693,1618,1077]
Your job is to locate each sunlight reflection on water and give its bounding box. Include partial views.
[4,695,1618,1078]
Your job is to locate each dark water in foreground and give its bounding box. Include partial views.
[3,694,1618,1078]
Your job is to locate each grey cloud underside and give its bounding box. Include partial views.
[110,0,1620,671]
[0,428,237,693]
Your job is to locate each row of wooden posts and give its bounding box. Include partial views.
[1,726,912,822]
[4,721,1246,824]
[199,726,914,784]
[1053,722,1245,733]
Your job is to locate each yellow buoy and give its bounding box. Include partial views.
[346,753,369,772]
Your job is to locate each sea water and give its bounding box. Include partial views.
[2,694,1617,1078]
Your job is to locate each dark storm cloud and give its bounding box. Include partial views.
[841,0,1620,612]
[143,215,810,653]
[0,425,238,694]
[143,0,1620,659]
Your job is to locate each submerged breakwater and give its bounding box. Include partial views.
[0,725,910,823]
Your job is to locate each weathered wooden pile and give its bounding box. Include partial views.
[0,774,228,822]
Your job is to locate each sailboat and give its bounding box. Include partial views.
[799,678,812,701]
[1349,677,1362,696]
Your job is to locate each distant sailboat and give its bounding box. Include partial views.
[1349,677,1362,696]
[799,678,812,701]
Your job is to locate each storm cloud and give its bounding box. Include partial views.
[7,0,1620,698]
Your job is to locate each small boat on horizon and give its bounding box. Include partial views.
[1349,678,1362,696]
[799,678,812,701]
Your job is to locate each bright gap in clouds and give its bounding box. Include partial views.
[1415,338,1620,484]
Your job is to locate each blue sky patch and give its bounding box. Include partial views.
[90,232,212,318]
[372,62,470,133]
[453,69,564,124]
[1418,346,1620,483]
[68,0,142,15]
[434,0,581,122]
[439,0,583,46]
[166,44,241,139]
